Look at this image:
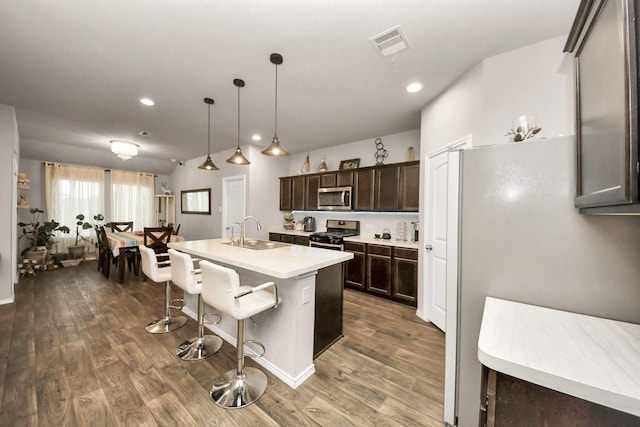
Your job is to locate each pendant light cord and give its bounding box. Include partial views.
[207,103,211,155]
[273,64,278,137]
[237,85,241,149]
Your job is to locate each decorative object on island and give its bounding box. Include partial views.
[339,158,360,170]
[67,213,93,260]
[198,97,219,171]
[374,137,388,165]
[318,158,328,172]
[262,53,289,156]
[110,140,139,161]
[226,78,251,165]
[506,115,541,142]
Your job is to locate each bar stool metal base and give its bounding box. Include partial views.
[210,367,267,408]
[177,335,223,361]
[145,315,187,334]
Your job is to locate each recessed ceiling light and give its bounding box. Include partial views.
[406,82,423,93]
[140,98,155,106]
[251,134,262,141]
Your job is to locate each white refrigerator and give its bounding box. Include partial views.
[449,136,640,426]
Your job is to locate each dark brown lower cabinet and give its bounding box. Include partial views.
[480,367,640,427]
[345,242,417,306]
[268,232,309,247]
[367,244,392,296]
[344,242,366,290]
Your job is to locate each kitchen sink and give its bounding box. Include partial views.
[222,239,290,250]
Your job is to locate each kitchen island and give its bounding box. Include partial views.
[168,238,353,388]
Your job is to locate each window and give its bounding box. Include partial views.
[44,163,104,252]
[110,170,154,231]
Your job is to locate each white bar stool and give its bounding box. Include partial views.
[168,249,223,361]
[199,260,280,408]
[139,245,187,334]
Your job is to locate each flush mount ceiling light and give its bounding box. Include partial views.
[226,79,251,165]
[139,98,155,106]
[406,82,423,93]
[252,134,261,141]
[262,53,289,156]
[110,140,139,161]
[198,97,219,171]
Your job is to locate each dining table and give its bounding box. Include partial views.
[105,230,183,283]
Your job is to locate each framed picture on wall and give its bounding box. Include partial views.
[339,158,360,170]
[180,188,211,215]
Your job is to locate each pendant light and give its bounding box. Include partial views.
[226,79,251,165]
[261,53,289,156]
[198,97,219,170]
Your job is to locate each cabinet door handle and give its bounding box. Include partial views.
[425,245,433,251]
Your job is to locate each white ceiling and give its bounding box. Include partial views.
[0,0,579,175]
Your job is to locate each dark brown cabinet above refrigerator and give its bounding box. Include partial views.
[565,0,640,213]
[279,160,419,212]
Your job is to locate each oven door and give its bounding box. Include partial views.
[309,240,344,251]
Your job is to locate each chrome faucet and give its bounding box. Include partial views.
[229,222,241,245]
[240,216,262,246]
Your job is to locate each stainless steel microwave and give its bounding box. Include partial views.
[318,186,352,210]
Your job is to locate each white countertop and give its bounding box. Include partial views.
[268,226,313,237]
[478,297,640,416]
[344,235,419,249]
[169,238,352,279]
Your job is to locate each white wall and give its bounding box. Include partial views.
[1,104,19,303]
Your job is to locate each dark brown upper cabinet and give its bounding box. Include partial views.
[565,0,640,213]
[399,162,420,211]
[291,176,305,210]
[353,169,375,210]
[305,175,320,210]
[279,161,419,212]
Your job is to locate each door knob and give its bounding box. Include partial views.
[425,245,433,251]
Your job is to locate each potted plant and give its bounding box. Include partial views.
[18,208,70,262]
[68,214,93,260]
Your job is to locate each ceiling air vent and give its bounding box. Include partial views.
[138,130,155,137]
[369,25,410,57]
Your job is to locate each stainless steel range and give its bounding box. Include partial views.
[309,219,360,250]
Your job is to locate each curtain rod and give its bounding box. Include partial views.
[42,162,157,177]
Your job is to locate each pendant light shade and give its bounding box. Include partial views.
[262,53,289,156]
[198,97,219,171]
[226,79,251,165]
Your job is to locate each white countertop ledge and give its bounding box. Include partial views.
[169,238,352,279]
[478,297,640,417]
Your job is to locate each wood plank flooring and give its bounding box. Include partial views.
[0,261,445,426]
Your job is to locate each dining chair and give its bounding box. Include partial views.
[144,227,173,254]
[98,226,117,279]
[111,221,134,233]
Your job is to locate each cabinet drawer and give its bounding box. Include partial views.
[268,232,281,242]
[394,247,418,260]
[280,234,295,244]
[344,242,365,252]
[294,236,309,246]
[368,244,391,256]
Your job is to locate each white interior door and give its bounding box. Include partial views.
[425,149,449,332]
[222,175,246,238]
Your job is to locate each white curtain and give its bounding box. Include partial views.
[110,170,154,231]
[44,163,105,253]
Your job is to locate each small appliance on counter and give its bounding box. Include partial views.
[302,216,316,232]
[412,221,419,242]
